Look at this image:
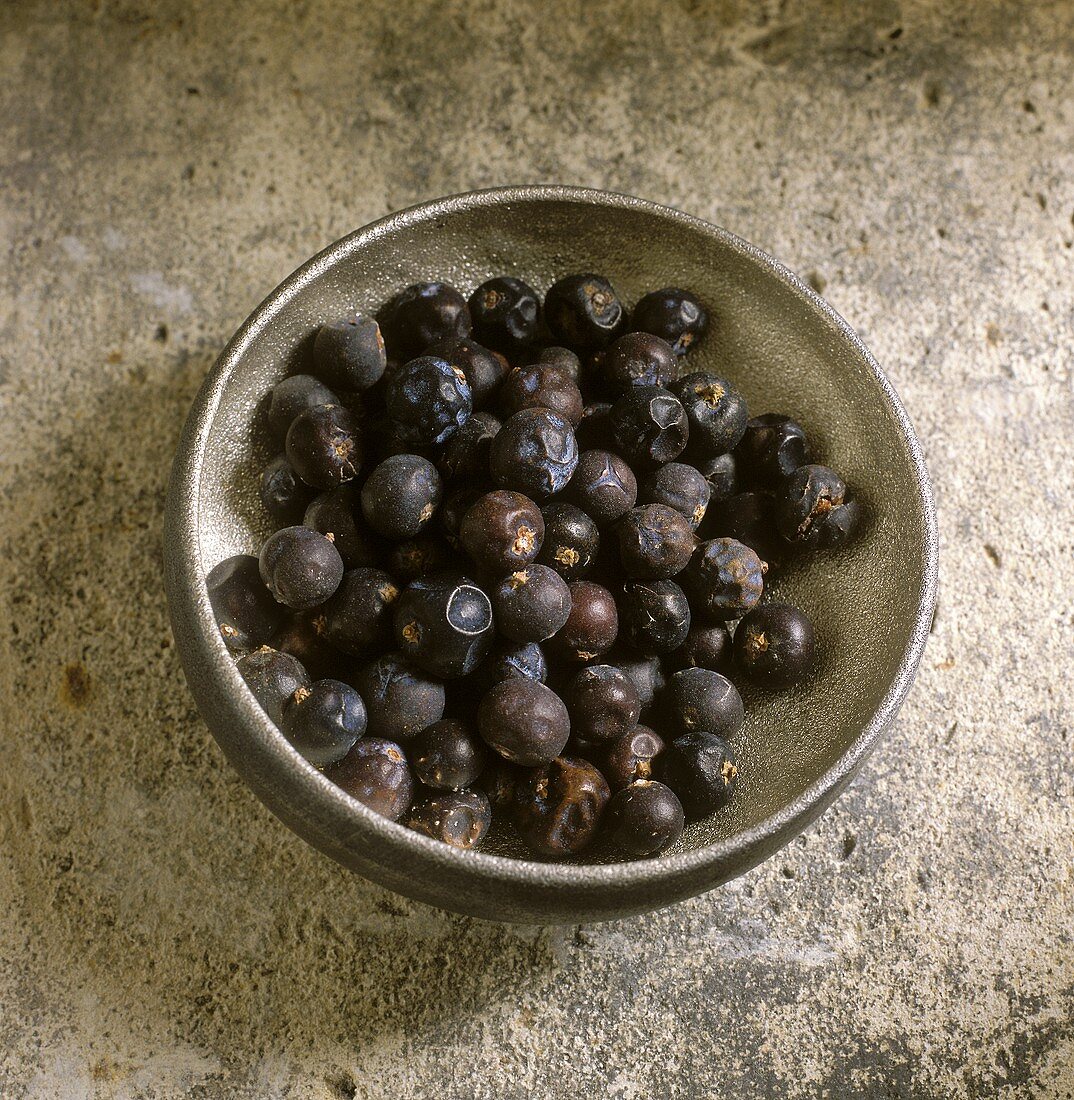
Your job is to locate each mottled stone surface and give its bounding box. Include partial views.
[1,0,1072,1096]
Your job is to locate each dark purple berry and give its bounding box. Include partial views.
[354,653,445,741]
[259,526,344,609]
[735,413,811,486]
[671,372,748,459]
[478,679,570,766]
[568,450,637,525]
[282,678,367,767]
[536,502,599,581]
[733,603,816,688]
[410,718,487,790]
[360,454,442,540]
[393,573,494,678]
[774,464,861,548]
[681,537,765,621]
[313,314,386,391]
[552,581,618,662]
[606,781,684,856]
[384,356,473,447]
[460,490,544,573]
[575,401,615,451]
[697,452,739,504]
[604,651,666,711]
[285,403,362,489]
[236,645,310,725]
[406,789,492,849]
[639,462,711,530]
[514,756,610,856]
[385,535,457,583]
[618,579,691,655]
[602,332,676,390]
[603,725,666,790]
[530,345,581,382]
[379,282,471,360]
[631,287,709,356]
[668,623,733,676]
[270,611,342,681]
[490,408,579,498]
[663,668,744,739]
[438,411,500,484]
[702,491,788,569]
[608,386,689,469]
[661,732,738,817]
[426,335,507,410]
[468,276,542,355]
[544,274,627,351]
[476,640,548,690]
[500,364,584,426]
[322,567,399,657]
[326,737,413,820]
[563,664,641,745]
[303,485,383,570]
[616,504,696,579]
[207,555,283,651]
[260,454,314,524]
[492,564,572,643]
[267,374,338,439]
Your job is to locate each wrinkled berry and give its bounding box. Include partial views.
[326,737,413,820]
[639,462,711,530]
[267,374,338,439]
[426,335,507,410]
[568,449,637,525]
[500,364,584,426]
[681,537,765,621]
[259,526,344,609]
[608,385,690,469]
[671,372,748,459]
[260,454,314,524]
[354,652,445,741]
[631,287,709,356]
[619,579,691,655]
[438,411,500,484]
[460,490,545,573]
[491,408,579,498]
[207,554,283,651]
[282,678,367,767]
[552,581,618,662]
[478,679,571,766]
[536,502,599,581]
[616,504,696,579]
[492,564,572,643]
[733,603,816,688]
[394,573,494,678]
[361,454,443,540]
[661,732,738,817]
[545,273,628,351]
[606,781,685,856]
[323,567,399,657]
[409,718,488,790]
[736,413,810,485]
[385,355,473,447]
[313,314,386,391]
[236,645,310,726]
[603,725,666,790]
[663,668,744,739]
[564,664,641,744]
[285,403,362,489]
[514,756,610,856]
[697,452,739,504]
[379,281,471,360]
[774,463,861,549]
[702,490,787,568]
[602,332,677,390]
[468,276,542,354]
[604,651,666,711]
[406,789,492,849]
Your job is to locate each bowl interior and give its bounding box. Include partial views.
[193,191,931,867]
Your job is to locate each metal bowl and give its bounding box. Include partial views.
[164,186,938,923]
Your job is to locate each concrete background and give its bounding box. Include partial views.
[1,0,1072,1096]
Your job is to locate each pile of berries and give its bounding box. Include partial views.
[207,273,861,860]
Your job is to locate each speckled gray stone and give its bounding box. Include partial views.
[1,1,1072,1097]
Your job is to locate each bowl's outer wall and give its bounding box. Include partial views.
[164,187,937,923]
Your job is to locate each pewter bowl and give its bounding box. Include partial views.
[163,186,937,923]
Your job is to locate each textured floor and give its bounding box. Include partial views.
[2,1,1073,1097]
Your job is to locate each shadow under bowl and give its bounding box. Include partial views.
[164,185,938,923]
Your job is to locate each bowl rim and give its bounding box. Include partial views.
[165,184,939,896]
